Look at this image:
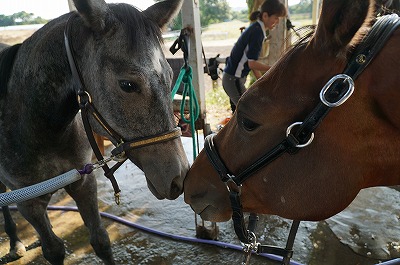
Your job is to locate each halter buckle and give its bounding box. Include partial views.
[111,141,127,162]
[319,74,355,107]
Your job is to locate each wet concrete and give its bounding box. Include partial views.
[0,136,399,265]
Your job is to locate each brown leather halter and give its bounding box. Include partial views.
[63,14,182,204]
[204,14,400,265]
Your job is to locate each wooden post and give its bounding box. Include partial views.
[312,0,321,25]
[181,0,208,134]
[259,0,289,66]
[68,0,76,11]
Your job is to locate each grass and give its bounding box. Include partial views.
[201,20,246,41]
[204,82,232,132]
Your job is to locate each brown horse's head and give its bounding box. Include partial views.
[184,0,400,222]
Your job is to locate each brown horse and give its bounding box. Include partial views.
[184,0,400,226]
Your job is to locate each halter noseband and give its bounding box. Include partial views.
[63,14,182,204]
[204,14,400,264]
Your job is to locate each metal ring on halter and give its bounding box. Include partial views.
[286,122,314,148]
[225,177,241,194]
[112,141,127,162]
[319,74,355,107]
[77,91,92,104]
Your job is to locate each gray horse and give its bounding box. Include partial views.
[0,0,188,264]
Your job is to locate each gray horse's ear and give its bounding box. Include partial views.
[72,0,111,32]
[313,0,374,54]
[143,0,183,29]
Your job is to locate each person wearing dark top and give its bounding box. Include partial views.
[223,0,287,113]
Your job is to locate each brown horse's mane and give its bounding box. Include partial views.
[274,2,399,84]
[269,27,315,88]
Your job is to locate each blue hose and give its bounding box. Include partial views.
[8,205,302,265]
[380,259,400,265]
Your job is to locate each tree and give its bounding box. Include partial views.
[289,0,312,14]
[155,0,233,30]
[0,15,14,27]
[199,0,231,27]
[0,11,47,26]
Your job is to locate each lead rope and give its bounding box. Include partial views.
[170,28,200,161]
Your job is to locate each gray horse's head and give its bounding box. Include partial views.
[71,0,188,199]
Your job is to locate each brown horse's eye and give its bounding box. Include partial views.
[119,80,141,93]
[242,117,260,131]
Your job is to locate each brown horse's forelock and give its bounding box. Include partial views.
[0,44,21,98]
[109,3,163,49]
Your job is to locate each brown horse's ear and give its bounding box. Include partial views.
[72,0,110,32]
[313,0,375,55]
[143,0,183,29]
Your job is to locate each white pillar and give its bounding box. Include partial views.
[181,0,207,132]
[312,0,321,24]
[68,0,76,11]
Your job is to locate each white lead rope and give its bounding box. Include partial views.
[0,169,82,207]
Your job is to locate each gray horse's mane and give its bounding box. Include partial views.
[0,44,21,98]
[109,3,163,47]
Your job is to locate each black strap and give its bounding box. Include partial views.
[204,134,231,182]
[80,106,122,196]
[229,191,250,243]
[64,14,122,200]
[170,28,191,69]
[345,14,400,79]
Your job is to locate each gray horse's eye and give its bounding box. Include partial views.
[119,80,141,93]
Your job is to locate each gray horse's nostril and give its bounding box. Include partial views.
[169,178,183,200]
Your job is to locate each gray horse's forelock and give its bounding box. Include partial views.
[109,3,163,48]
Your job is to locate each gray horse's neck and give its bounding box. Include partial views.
[0,15,92,179]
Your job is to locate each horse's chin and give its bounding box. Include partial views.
[196,205,232,223]
[124,155,164,199]
[144,178,167,200]
[144,177,182,200]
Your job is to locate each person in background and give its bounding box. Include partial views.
[222,0,287,113]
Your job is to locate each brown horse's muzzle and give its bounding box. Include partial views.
[184,150,231,222]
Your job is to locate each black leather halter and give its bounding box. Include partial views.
[63,14,182,204]
[204,14,400,265]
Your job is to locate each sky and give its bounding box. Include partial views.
[0,0,301,19]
